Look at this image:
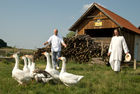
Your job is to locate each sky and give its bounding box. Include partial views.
[0,0,140,49]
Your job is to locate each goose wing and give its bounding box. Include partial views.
[34,69,53,83]
[60,72,83,84]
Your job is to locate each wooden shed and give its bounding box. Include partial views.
[69,3,140,61]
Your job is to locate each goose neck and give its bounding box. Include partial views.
[45,54,51,69]
[28,58,31,65]
[23,58,27,66]
[14,56,19,69]
[61,60,66,73]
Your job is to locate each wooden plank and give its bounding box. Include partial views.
[101,41,103,56]
[134,59,137,70]
[0,56,12,59]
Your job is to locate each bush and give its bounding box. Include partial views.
[66,31,76,38]
[0,39,7,48]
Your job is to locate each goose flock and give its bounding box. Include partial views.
[11,52,84,86]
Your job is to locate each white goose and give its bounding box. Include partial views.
[12,53,31,85]
[42,52,60,80]
[21,56,30,73]
[59,57,84,86]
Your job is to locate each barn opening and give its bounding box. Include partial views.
[85,28,114,37]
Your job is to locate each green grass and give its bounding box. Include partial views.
[0,60,140,94]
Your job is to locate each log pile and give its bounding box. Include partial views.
[34,35,109,63]
[34,46,51,60]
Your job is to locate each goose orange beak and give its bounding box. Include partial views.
[20,56,25,59]
[10,55,13,58]
[42,52,45,55]
[25,55,29,57]
[58,57,62,60]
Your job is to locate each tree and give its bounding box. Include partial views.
[66,31,76,38]
[0,39,7,48]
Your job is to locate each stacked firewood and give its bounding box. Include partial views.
[34,46,51,60]
[102,44,109,62]
[34,35,109,63]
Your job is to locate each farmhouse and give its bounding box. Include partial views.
[69,3,140,61]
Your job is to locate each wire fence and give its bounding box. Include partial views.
[0,48,35,58]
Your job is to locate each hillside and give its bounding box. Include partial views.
[0,48,35,57]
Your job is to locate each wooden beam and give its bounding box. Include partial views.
[87,15,106,18]
[134,59,137,70]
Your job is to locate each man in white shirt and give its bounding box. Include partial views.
[44,29,67,69]
[108,29,129,72]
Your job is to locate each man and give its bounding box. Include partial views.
[108,29,129,72]
[44,29,67,69]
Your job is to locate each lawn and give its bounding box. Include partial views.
[0,59,140,94]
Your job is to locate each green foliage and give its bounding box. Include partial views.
[66,31,76,38]
[0,60,140,94]
[0,39,7,48]
[1,59,9,64]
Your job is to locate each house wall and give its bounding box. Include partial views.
[134,34,140,61]
[121,29,135,60]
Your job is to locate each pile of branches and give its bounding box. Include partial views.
[34,35,109,63]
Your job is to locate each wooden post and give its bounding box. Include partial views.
[6,49,8,56]
[101,41,104,56]
[134,59,137,70]
[87,40,89,47]
[74,43,76,48]
[75,29,78,36]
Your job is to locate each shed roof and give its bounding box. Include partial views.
[69,3,140,34]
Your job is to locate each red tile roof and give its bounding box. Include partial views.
[69,3,140,34]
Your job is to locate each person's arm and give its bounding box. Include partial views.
[62,42,67,48]
[108,38,113,56]
[60,37,67,48]
[44,41,49,45]
[44,36,52,45]
[122,36,129,54]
